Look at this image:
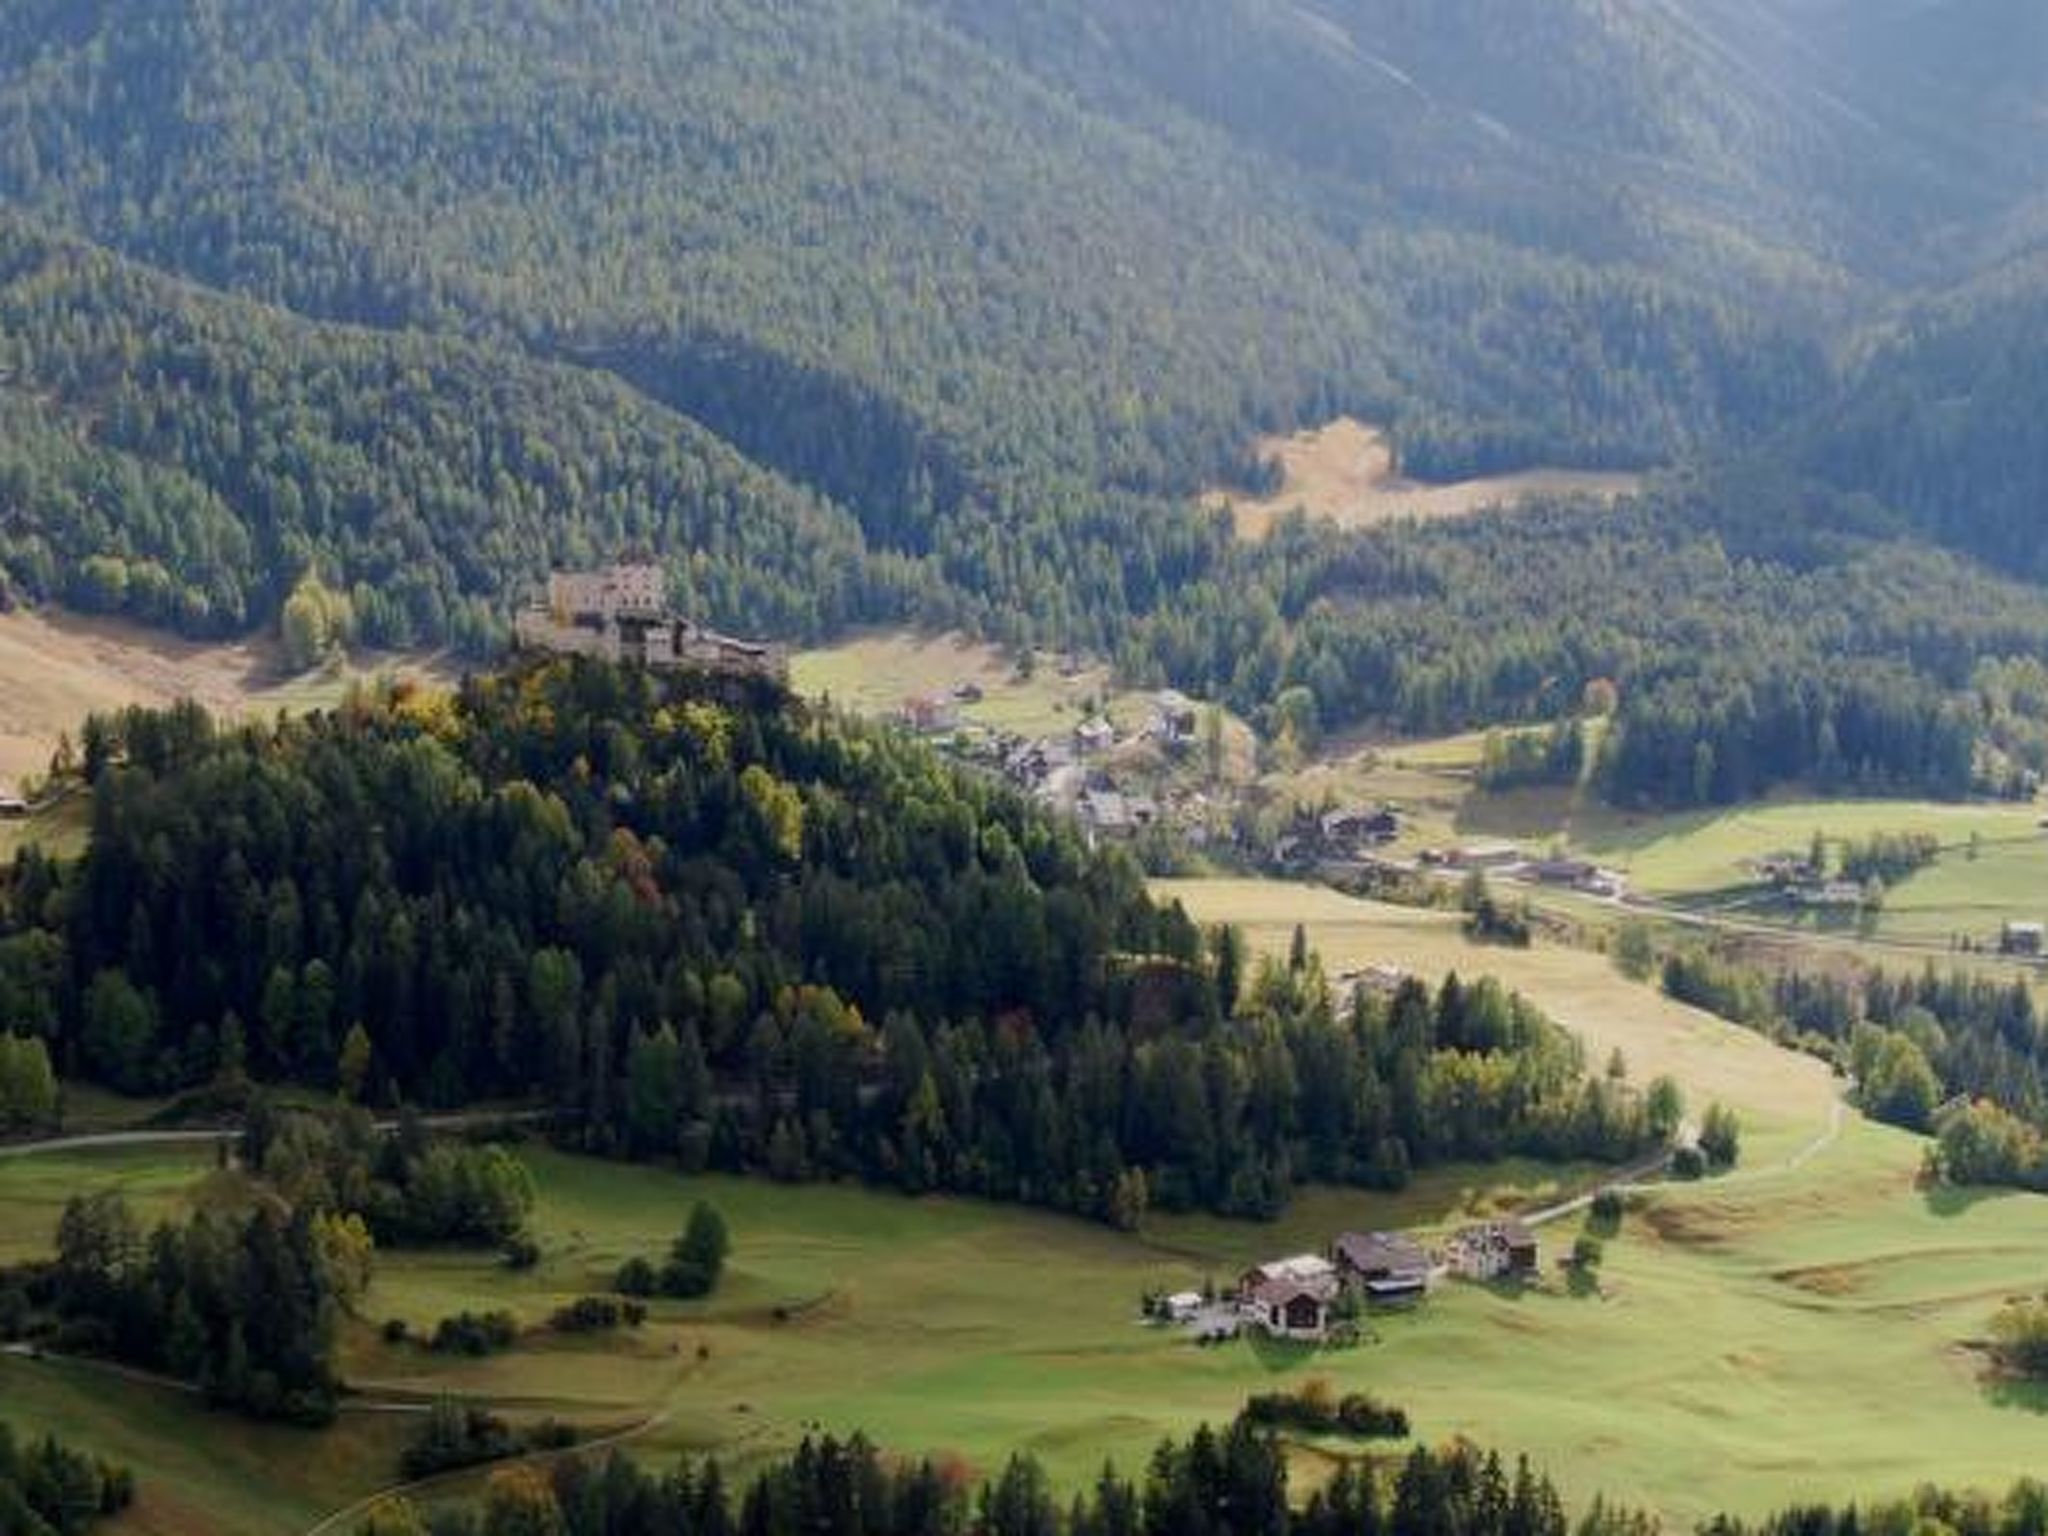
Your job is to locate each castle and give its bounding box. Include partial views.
[513,562,787,684]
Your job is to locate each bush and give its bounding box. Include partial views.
[381,1317,410,1345]
[501,1236,540,1270]
[427,1310,518,1357]
[1241,1382,1408,1440]
[614,1257,659,1297]
[549,1296,643,1334]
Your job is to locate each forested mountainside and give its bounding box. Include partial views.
[0,215,929,646]
[0,2,2045,806]
[0,661,1655,1220]
[0,0,1828,512]
[1791,264,2048,586]
[939,0,2048,286]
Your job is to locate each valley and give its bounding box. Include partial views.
[2,4,2047,1532]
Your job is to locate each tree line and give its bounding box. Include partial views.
[0,1421,132,1536]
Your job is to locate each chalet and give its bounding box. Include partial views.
[1330,1231,1432,1304]
[1239,1254,1339,1340]
[2002,922,2046,958]
[1247,1278,1332,1340]
[1752,853,1818,886]
[1075,717,1117,757]
[1321,806,1401,851]
[1526,857,1597,887]
[1238,1253,1338,1298]
[901,695,961,734]
[1445,1221,1538,1282]
[1079,789,1135,840]
[1151,690,1200,746]
[1448,841,1523,871]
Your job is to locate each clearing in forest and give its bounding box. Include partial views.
[1212,418,1641,540]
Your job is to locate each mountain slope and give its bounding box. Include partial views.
[0,214,929,645]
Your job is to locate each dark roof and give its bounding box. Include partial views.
[1332,1230,1429,1275]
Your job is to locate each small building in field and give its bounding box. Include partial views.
[1796,880,1866,910]
[1238,1253,1338,1298]
[901,695,961,734]
[1330,1231,1432,1304]
[0,789,27,820]
[1247,1279,1332,1340]
[1075,716,1117,757]
[1449,841,1523,871]
[1321,806,1401,851]
[1162,1291,1205,1324]
[1445,1221,1539,1282]
[1151,690,1200,746]
[2002,921,2046,957]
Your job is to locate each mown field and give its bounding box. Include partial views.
[6,886,2047,1532]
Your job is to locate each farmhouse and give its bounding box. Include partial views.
[2002,922,2046,958]
[1330,1230,1432,1303]
[1321,805,1401,852]
[1448,841,1523,871]
[1150,690,1200,746]
[1239,1254,1339,1339]
[1075,716,1117,757]
[902,695,961,734]
[1796,880,1866,910]
[513,561,787,683]
[1247,1279,1333,1340]
[1445,1221,1538,1282]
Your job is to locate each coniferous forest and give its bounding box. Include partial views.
[1,3,2047,805]
[0,662,1655,1225]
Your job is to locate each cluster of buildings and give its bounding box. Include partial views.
[513,562,787,685]
[1272,804,1403,871]
[1748,853,1868,911]
[902,688,1220,851]
[1160,1221,1541,1343]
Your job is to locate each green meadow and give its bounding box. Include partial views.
[6,1118,2048,1534]
[8,878,2048,1535]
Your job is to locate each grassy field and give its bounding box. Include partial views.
[1155,878,1837,1163]
[9,1116,2048,1532]
[791,629,1258,782]
[7,879,2048,1530]
[1207,418,1640,541]
[0,605,448,797]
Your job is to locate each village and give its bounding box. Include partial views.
[1148,1218,1547,1346]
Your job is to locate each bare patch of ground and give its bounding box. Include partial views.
[1211,417,1642,540]
[0,607,445,791]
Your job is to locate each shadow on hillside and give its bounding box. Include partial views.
[1245,1332,1323,1374]
[1921,1182,2020,1220]
[1984,1374,2048,1416]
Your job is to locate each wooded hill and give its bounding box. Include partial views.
[0,660,1657,1222]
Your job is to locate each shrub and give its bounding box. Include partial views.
[427,1310,518,1357]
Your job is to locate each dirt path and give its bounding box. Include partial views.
[298,1405,675,1536]
[0,1110,560,1160]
